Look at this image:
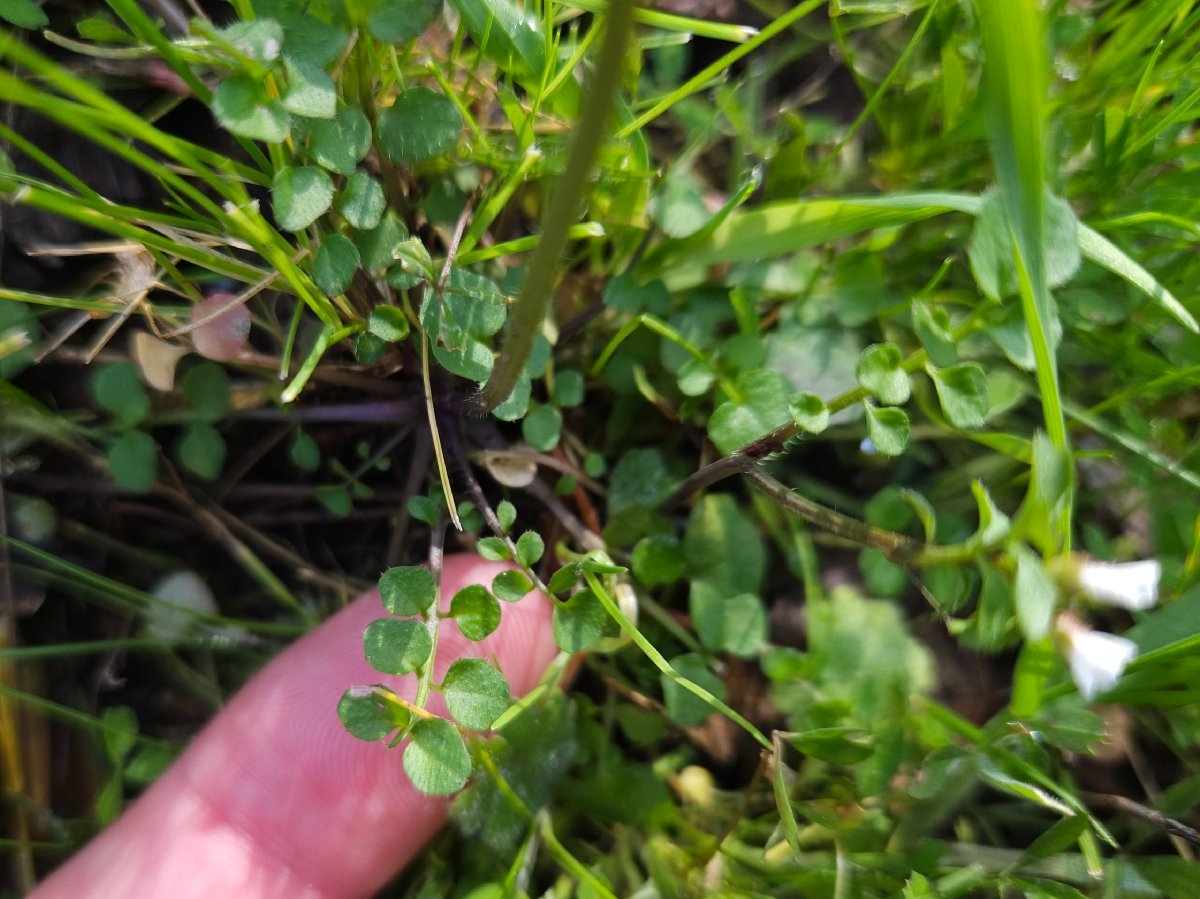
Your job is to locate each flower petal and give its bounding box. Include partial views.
[1064,625,1138,700]
[1077,559,1161,611]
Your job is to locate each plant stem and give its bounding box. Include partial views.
[414,520,447,712]
[741,463,922,563]
[583,569,772,752]
[474,0,635,412]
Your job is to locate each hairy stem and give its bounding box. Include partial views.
[741,463,922,563]
[474,0,635,412]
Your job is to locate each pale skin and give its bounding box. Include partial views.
[32,555,559,899]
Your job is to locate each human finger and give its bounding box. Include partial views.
[32,554,558,899]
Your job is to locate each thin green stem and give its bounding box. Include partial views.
[559,0,758,44]
[617,0,823,138]
[106,0,213,103]
[473,747,617,898]
[0,684,173,750]
[458,146,545,258]
[583,569,772,751]
[742,464,922,563]
[414,523,447,711]
[538,810,619,899]
[421,334,462,531]
[820,0,942,181]
[455,222,605,267]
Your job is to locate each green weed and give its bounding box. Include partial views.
[2,0,1200,896]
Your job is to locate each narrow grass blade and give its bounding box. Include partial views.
[1077,225,1198,332]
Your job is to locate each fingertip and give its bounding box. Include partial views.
[32,555,560,899]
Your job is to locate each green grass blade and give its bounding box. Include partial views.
[618,0,825,139]
[0,181,270,283]
[558,0,758,43]
[1078,224,1199,332]
[977,1,1070,719]
[106,0,212,103]
[584,570,772,752]
[647,192,981,273]
[976,0,1047,293]
[1065,403,1200,492]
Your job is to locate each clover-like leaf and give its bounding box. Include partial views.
[180,361,231,422]
[547,563,581,595]
[366,0,442,42]
[788,392,830,434]
[338,687,409,741]
[864,404,909,456]
[913,300,957,367]
[355,212,409,271]
[515,531,544,568]
[968,189,1081,301]
[282,56,336,118]
[368,305,410,342]
[378,565,436,616]
[314,484,352,517]
[281,433,317,476]
[94,362,149,426]
[690,580,767,658]
[522,403,561,452]
[442,658,511,731]
[272,166,333,232]
[608,448,675,513]
[404,717,470,795]
[176,423,225,481]
[107,430,157,494]
[390,237,437,285]
[676,358,716,397]
[278,12,349,66]
[492,569,532,602]
[337,172,386,230]
[859,547,907,597]
[312,232,360,296]
[354,332,386,365]
[553,369,585,407]
[449,585,501,640]
[707,368,792,455]
[477,537,510,561]
[497,500,517,533]
[684,493,765,597]
[433,340,493,382]
[929,362,988,429]
[648,167,709,238]
[631,534,685,587]
[856,343,910,406]
[553,589,614,653]
[377,87,462,165]
[308,103,371,174]
[220,20,283,62]
[363,618,431,675]
[212,75,289,142]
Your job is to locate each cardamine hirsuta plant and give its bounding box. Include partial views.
[3,0,1199,896]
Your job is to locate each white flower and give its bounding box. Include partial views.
[1077,558,1161,611]
[1056,615,1138,700]
[147,570,217,641]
